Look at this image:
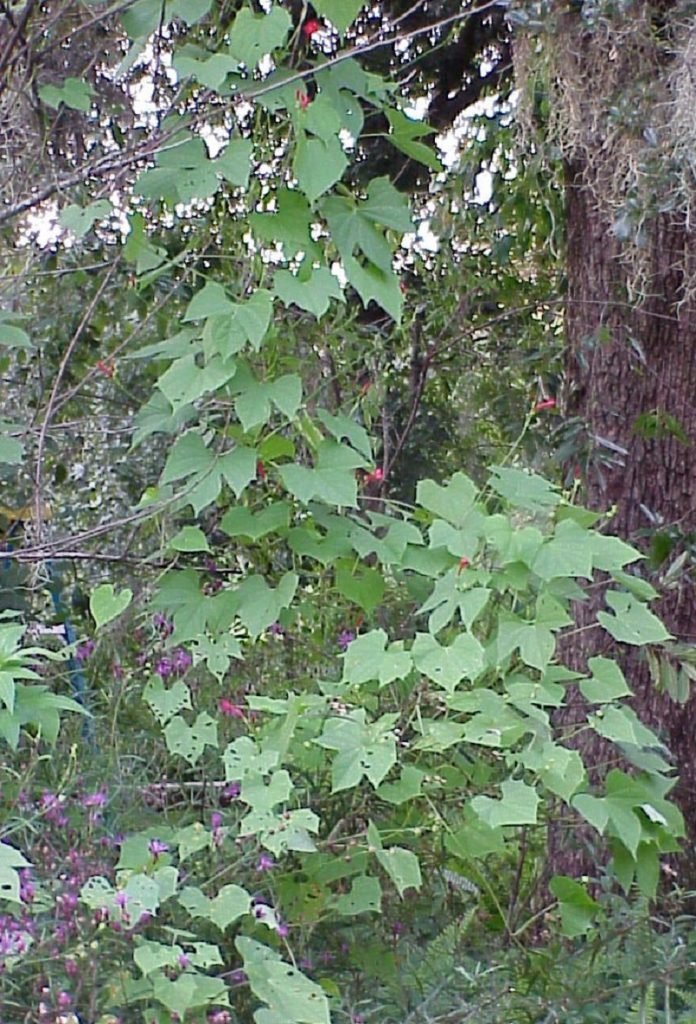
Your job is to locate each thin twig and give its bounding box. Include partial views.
[32,257,120,542]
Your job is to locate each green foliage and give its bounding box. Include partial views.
[0,3,688,1023]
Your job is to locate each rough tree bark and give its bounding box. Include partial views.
[547,5,696,883]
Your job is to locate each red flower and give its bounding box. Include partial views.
[295,89,311,110]
[95,359,115,378]
[533,398,556,412]
[256,459,267,480]
[457,557,470,574]
[364,467,384,485]
[218,698,244,718]
[302,18,322,37]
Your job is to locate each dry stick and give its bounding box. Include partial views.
[0,0,36,87]
[32,257,120,542]
[383,345,432,480]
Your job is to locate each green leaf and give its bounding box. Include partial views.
[164,712,218,765]
[220,502,290,541]
[360,177,414,232]
[274,267,343,318]
[550,876,599,937]
[589,704,663,751]
[236,572,298,638]
[0,841,30,903]
[375,846,421,897]
[0,431,24,465]
[161,432,213,484]
[180,883,251,930]
[175,51,240,89]
[312,0,364,35]
[238,937,330,1024]
[219,446,258,497]
[579,656,632,703]
[191,633,243,681]
[216,138,253,189]
[335,560,385,612]
[144,677,192,725]
[334,874,382,915]
[168,0,213,26]
[597,591,671,645]
[471,779,540,828]
[317,409,373,460]
[183,282,233,321]
[121,0,163,38]
[169,526,211,553]
[386,107,442,171]
[59,200,112,238]
[343,255,403,323]
[123,213,167,275]
[533,519,594,580]
[0,316,31,350]
[517,742,586,802]
[39,77,93,111]
[487,466,561,511]
[294,135,348,202]
[342,629,412,687]
[90,583,133,629]
[270,374,303,419]
[412,632,485,693]
[281,440,366,507]
[315,710,397,791]
[250,188,319,259]
[134,939,181,976]
[493,612,555,672]
[417,472,479,527]
[228,6,292,66]
[204,291,274,356]
[377,765,424,804]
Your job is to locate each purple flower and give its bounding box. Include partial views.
[337,629,355,652]
[82,789,107,809]
[171,647,192,674]
[229,968,247,986]
[153,612,173,636]
[208,1012,232,1024]
[256,853,274,873]
[155,657,173,679]
[220,781,240,804]
[76,639,95,661]
[178,952,191,969]
[211,812,223,830]
[148,838,169,859]
[267,622,285,637]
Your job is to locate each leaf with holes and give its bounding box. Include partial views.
[237,936,330,1024]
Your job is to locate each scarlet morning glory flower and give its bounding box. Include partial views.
[302,18,322,37]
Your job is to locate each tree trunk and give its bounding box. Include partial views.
[548,7,696,884]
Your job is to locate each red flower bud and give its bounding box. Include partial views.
[457,557,470,574]
[256,460,267,480]
[95,359,115,378]
[364,467,384,486]
[295,89,311,110]
[302,18,322,37]
[533,398,556,412]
